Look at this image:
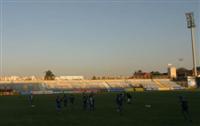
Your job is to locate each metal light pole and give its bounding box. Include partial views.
[185,12,197,77]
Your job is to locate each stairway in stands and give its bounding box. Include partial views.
[153,80,170,91]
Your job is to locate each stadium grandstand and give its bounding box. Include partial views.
[0,79,184,95]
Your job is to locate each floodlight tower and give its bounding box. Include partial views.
[185,12,197,77]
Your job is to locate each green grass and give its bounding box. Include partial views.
[0,90,200,126]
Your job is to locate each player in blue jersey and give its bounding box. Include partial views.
[89,93,95,111]
[63,94,68,107]
[82,93,88,110]
[116,93,123,115]
[179,96,192,122]
[28,93,34,107]
[56,96,62,112]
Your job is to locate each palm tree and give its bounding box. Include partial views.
[44,70,55,80]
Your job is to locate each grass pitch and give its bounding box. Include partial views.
[0,90,200,126]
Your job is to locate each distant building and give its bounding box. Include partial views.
[0,76,38,81]
[22,76,37,81]
[134,72,151,78]
[177,68,191,76]
[55,76,84,80]
[132,70,151,79]
[168,67,177,79]
[0,76,21,81]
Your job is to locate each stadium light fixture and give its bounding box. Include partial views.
[185,12,197,77]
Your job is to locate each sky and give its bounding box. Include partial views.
[0,0,200,78]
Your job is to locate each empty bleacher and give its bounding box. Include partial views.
[0,79,184,95]
[156,79,184,90]
[128,79,159,90]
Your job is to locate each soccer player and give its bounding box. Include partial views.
[56,96,62,112]
[116,93,123,115]
[69,94,75,105]
[63,94,68,107]
[28,93,34,107]
[122,92,127,103]
[89,93,95,111]
[179,96,192,122]
[82,93,88,110]
[127,93,132,104]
